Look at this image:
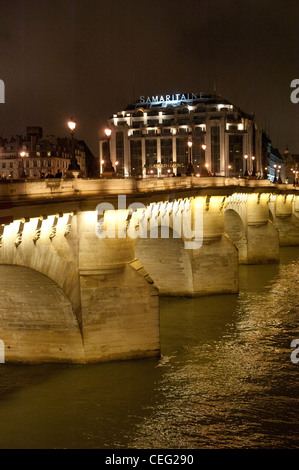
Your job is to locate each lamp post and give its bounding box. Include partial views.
[201,144,209,176]
[19,151,26,178]
[244,154,249,177]
[186,138,194,176]
[67,118,80,174]
[274,164,277,183]
[251,156,256,177]
[264,167,268,179]
[278,165,282,184]
[102,128,115,177]
[228,164,232,177]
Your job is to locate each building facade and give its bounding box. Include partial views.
[0,127,88,180]
[99,92,264,178]
[283,147,299,184]
[262,133,285,183]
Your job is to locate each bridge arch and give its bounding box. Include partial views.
[0,216,81,326]
[0,265,85,363]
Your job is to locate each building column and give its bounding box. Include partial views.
[123,126,130,177]
[172,134,177,175]
[205,123,212,173]
[142,138,146,178]
[110,129,116,166]
[220,119,226,176]
[247,122,253,172]
[157,136,161,177]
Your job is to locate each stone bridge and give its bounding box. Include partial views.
[0,177,298,364]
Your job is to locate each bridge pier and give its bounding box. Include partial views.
[246,194,280,264]
[272,195,299,246]
[225,194,280,264]
[77,211,160,363]
[192,196,239,295]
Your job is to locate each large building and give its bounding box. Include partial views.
[0,127,95,180]
[99,92,264,178]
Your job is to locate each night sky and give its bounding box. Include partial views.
[0,0,298,156]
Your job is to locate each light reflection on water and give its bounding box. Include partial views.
[0,247,298,449]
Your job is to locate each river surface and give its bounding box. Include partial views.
[0,247,298,449]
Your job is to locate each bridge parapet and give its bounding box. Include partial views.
[0,176,290,203]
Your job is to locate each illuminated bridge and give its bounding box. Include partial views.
[0,176,298,364]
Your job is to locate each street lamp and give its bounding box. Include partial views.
[186,138,194,176]
[102,128,115,177]
[251,156,256,177]
[264,167,268,179]
[19,151,26,178]
[278,165,282,184]
[274,164,277,183]
[244,154,249,177]
[67,118,80,173]
[228,164,232,177]
[200,144,209,176]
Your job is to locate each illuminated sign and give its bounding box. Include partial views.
[138,93,198,107]
[0,80,4,104]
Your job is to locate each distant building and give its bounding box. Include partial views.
[283,147,299,184]
[0,127,96,180]
[262,133,285,182]
[99,92,264,178]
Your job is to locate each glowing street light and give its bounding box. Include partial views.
[19,151,26,178]
[251,156,256,177]
[67,117,80,173]
[67,118,76,133]
[102,128,115,177]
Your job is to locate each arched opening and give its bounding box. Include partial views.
[0,265,84,363]
[135,226,193,296]
[224,209,248,264]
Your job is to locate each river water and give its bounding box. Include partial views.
[0,247,298,449]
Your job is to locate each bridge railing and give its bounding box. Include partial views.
[0,176,296,201]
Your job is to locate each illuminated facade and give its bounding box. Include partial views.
[99,93,263,178]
